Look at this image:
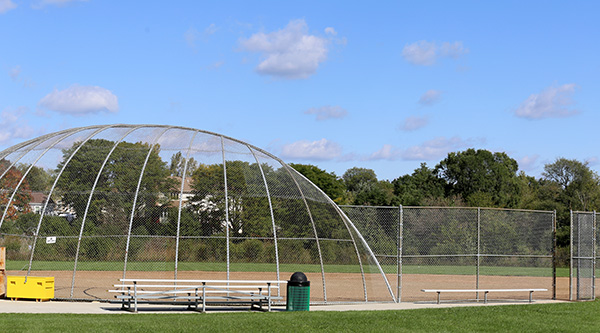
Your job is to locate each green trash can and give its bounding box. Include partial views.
[286,272,310,311]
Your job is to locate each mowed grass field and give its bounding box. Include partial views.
[1,301,600,332]
[6,260,568,277]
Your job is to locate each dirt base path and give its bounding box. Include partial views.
[6,270,570,302]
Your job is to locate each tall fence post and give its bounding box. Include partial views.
[476,207,481,301]
[397,205,403,303]
[577,212,581,299]
[593,211,597,300]
[552,210,557,300]
[569,210,573,300]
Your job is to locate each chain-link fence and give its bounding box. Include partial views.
[570,211,597,300]
[0,125,394,303]
[0,125,562,304]
[341,205,556,302]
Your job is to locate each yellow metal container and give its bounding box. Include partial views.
[7,276,54,301]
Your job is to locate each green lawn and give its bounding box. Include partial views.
[7,260,568,277]
[1,301,600,332]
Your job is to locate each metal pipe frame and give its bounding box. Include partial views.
[71,126,141,297]
[25,126,112,278]
[283,167,327,302]
[247,148,281,290]
[220,136,230,281]
[174,131,199,281]
[123,127,171,280]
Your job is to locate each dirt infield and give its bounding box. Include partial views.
[6,270,569,303]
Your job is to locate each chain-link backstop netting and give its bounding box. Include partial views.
[0,125,394,303]
[570,211,596,300]
[341,206,556,302]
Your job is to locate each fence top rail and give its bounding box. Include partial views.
[406,206,553,214]
[339,204,402,209]
[422,288,548,293]
[339,205,553,214]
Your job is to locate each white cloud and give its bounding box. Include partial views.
[185,24,218,49]
[402,40,468,66]
[209,60,225,69]
[418,89,442,106]
[324,27,337,36]
[402,136,479,160]
[304,105,347,121]
[402,41,437,66]
[514,84,579,119]
[440,41,468,58]
[519,154,540,171]
[9,65,21,81]
[38,84,119,116]
[400,116,429,131]
[32,0,87,9]
[586,157,599,167]
[184,27,200,48]
[368,144,401,161]
[0,107,36,144]
[205,23,218,35]
[239,19,330,79]
[0,0,16,14]
[280,138,342,160]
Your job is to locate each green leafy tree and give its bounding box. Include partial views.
[342,167,397,206]
[541,158,600,235]
[435,149,521,208]
[55,139,171,232]
[169,152,198,177]
[343,167,378,193]
[393,163,445,206]
[17,164,53,192]
[289,163,348,204]
[542,158,600,212]
[190,161,273,237]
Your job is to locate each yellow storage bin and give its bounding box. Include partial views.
[7,276,54,301]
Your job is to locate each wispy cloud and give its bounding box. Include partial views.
[9,65,21,81]
[418,89,442,106]
[0,107,36,144]
[239,19,330,79]
[324,27,337,36]
[8,65,35,88]
[185,23,218,49]
[184,27,200,48]
[400,116,429,131]
[586,157,599,167]
[280,138,342,160]
[514,84,578,119]
[402,136,481,160]
[402,40,468,66]
[205,23,218,36]
[519,154,540,171]
[368,144,400,161]
[38,84,119,116]
[0,0,16,14]
[368,137,482,161]
[32,0,87,9]
[304,105,347,121]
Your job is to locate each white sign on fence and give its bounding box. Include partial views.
[46,237,56,244]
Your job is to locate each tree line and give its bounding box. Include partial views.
[291,148,600,247]
[3,143,598,257]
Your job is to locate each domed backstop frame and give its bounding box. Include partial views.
[0,124,395,303]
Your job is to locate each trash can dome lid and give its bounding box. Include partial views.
[289,272,308,283]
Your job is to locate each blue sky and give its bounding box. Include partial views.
[1,0,598,181]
